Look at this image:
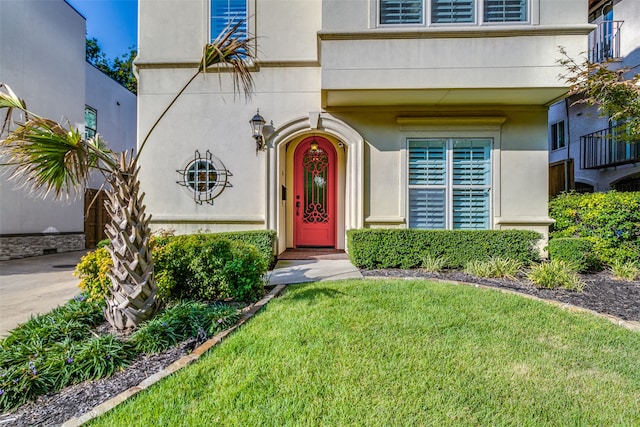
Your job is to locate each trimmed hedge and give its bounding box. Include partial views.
[154,230,276,268]
[347,229,541,269]
[548,237,602,273]
[549,191,640,264]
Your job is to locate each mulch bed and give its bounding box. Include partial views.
[2,271,638,426]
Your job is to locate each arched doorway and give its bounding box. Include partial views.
[293,136,337,248]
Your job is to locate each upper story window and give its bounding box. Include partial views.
[550,120,565,151]
[211,0,247,41]
[380,0,423,25]
[84,106,97,139]
[484,0,527,22]
[379,0,528,26]
[432,0,474,24]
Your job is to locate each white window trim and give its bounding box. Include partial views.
[208,0,255,42]
[398,116,505,229]
[374,0,534,28]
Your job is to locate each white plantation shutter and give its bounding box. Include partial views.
[410,189,446,228]
[211,0,247,41]
[380,0,423,24]
[409,138,491,230]
[452,140,491,229]
[452,189,490,229]
[484,0,527,22]
[409,140,446,185]
[432,0,475,23]
[409,140,447,229]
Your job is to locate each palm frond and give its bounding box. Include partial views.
[1,117,91,198]
[137,20,257,159]
[200,19,256,98]
[1,83,29,136]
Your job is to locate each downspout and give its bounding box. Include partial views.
[564,97,572,192]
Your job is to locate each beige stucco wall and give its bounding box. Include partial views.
[138,0,590,252]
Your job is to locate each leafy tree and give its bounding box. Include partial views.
[1,22,256,330]
[559,47,640,142]
[86,38,137,94]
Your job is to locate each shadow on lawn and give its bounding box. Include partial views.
[286,284,351,304]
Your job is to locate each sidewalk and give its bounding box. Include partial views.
[0,251,86,336]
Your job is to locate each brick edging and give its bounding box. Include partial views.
[365,276,640,333]
[62,284,287,427]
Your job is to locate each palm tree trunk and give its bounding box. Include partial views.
[102,151,159,329]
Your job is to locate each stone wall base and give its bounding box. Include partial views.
[0,233,85,260]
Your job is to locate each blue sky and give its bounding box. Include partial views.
[66,0,137,60]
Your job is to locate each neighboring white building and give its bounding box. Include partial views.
[549,0,640,195]
[0,0,136,259]
[137,0,591,254]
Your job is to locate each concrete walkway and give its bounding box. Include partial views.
[0,251,87,336]
[268,259,363,286]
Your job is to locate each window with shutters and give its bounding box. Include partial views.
[211,0,247,41]
[378,0,528,26]
[431,0,475,24]
[409,138,492,230]
[380,0,423,25]
[484,0,527,22]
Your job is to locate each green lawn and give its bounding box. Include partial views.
[91,279,640,426]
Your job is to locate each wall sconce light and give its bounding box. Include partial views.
[249,109,266,153]
[310,137,319,151]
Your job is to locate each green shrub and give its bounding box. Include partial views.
[609,259,640,282]
[526,260,585,291]
[548,237,602,273]
[464,257,522,279]
[549,191,640,264]
[154,230,276,268]
[154,234,267,303]
[347,229,541,269]
[74,247,113,301]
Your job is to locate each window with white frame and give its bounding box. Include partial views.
[409,138,492,230]
[380,0,423,25]
[379,0,527,25]
[484,0,527,22]
[84,106,97,139]
[211,0,247,41]
[550,121,565,150]
[432,0,475,24]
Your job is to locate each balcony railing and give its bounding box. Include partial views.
[581,127,640,169]
[588,20,623,63]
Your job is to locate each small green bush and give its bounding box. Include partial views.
[154,234,267,303]
[464,257,522,279]
[420,254,450,272]
[130,301,240,354]
[347,229,541,269]
[74,247,113,301]
[548,237,602,273]
[526,260,585,291]
[549,191,640,264]
[609,259,640,282]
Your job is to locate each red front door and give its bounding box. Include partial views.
[294,137,336,248]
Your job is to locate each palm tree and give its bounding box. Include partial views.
[0,22,256,329]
